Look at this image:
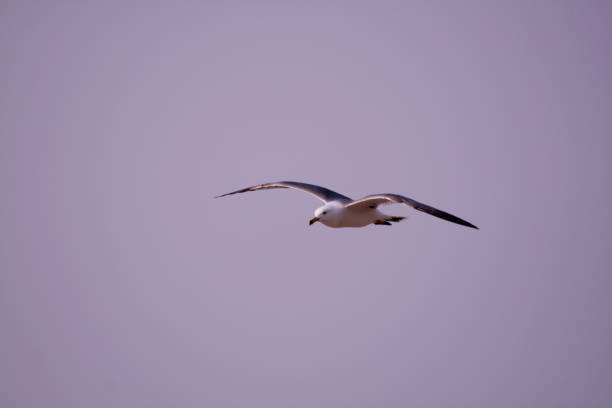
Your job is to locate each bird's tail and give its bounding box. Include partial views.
[374,216,406,226]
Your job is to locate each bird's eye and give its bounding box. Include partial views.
[323,211,327,215]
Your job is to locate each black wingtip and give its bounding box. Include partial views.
[456,218,479,229]
[214,191,242,198]
[214,188,248,199]
[457,219,479,229]
[414,205,478,230]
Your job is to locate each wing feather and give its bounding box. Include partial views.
[346,194,478,229]
[215,181,352,203]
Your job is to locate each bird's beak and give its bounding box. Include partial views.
[309,217,320,226]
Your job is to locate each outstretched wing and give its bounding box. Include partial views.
[346,193,478,229]
[215,181,352,203]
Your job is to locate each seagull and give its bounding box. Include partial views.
[216,181,478,229]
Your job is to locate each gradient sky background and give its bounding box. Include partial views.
[2,1,611,407]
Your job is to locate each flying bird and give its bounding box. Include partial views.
[215,181,478,229]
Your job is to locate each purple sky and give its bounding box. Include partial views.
[2,1,611,407]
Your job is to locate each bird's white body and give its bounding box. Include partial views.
[314,202,386,228]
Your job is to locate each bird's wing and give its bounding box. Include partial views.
[215,181,352,203]
[346,193,478,229]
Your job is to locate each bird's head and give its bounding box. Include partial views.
[309,203,342,226]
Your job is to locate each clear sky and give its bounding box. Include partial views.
[2,1,611,407]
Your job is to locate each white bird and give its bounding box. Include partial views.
[215,181,478,229]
